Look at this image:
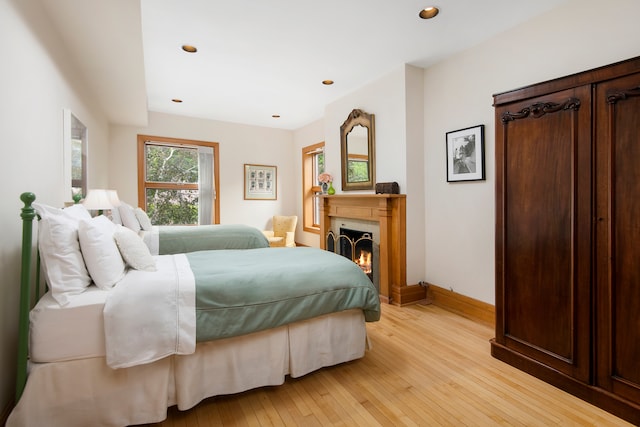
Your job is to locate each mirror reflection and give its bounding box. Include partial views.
[71,115,87,196]
[63,109,87,200]
[340,109,375,191]
[346,124,369,182]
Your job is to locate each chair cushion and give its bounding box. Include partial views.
[267,236,285,247]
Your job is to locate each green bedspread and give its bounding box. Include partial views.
[186,247,381,342]
[159,224,269,254]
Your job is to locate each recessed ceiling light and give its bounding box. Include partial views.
[272,114,281,118]
[419,6,439,19]
[322,80,334,85]
[182,45,197,53]
[172,99,183,103]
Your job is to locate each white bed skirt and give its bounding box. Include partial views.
[7,309,368,427]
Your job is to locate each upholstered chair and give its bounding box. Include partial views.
[263,215,297,247]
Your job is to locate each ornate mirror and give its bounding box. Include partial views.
[340,109,375,191]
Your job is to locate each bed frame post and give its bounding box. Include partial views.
[16,192,36,402]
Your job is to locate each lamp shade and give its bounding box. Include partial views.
[107,190,122,207]
[82,189,113,210]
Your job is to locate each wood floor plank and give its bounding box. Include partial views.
[136,304,632,427]
[195,397,223,427]
[238,391,264,427]
[270,387,304,426]
[307,372,362,426]
[289,378,334,425]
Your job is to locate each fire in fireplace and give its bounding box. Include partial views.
[326,227,375,285]
[355,250,372,275]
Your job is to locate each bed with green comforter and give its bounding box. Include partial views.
[142,224,270,255]
[188,246,380,342]
[11,192,381,427]
[104,246,380,369]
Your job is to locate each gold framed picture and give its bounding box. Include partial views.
[244,164,277,200]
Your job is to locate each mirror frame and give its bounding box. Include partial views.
[340,109,376,191]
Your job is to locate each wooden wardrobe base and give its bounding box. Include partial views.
[490,342,640,425]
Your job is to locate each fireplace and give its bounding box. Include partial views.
[320,194,425,305]
[326,227,378,293]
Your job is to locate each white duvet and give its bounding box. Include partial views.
[103,254,196,368]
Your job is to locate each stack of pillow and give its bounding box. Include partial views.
[110,202,153,232]
[34,202,156,306]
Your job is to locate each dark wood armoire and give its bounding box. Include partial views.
[491,56,640,424]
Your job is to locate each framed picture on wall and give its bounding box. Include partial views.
[446,124,485,182]
[244,164,277,200]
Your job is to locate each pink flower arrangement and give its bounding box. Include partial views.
[318,173,333,184]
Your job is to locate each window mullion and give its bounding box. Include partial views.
[145,182,198,190]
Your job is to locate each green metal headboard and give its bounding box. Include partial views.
[16,192,37,402]
[15,192,81,402]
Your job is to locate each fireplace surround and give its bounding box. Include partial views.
[326,227,377,292]
[320,194,425,305]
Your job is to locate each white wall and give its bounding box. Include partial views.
[109,112,296,231]
[404,65,426,285]
[423,0,640,304]
[292,119,324,247]
[0,0,110,413]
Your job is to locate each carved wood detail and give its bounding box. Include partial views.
[501,97,581,123]
[343,108,368,123]
[606,86,640,104]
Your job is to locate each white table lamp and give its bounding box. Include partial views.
[83,189,114,215]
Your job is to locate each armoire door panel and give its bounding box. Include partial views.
[595,72,640,403]
[503,111,573,355]
[496,86,591,380]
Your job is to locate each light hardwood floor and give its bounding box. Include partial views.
[139,303,632,426]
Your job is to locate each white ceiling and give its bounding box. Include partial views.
[39,0,569,130]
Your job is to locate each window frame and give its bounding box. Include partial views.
[137,134,220,225]
[302,141,325,233]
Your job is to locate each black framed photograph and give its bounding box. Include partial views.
[446,124,485,182]
[244,164,277,200]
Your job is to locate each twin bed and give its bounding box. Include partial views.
[140,223,272,255]
[7,193,380,427]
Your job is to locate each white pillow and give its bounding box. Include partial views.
[134,207,153,231]
[119,202,141,232]
[78,215,126,289]
[60,203,92,221]
[33,203,92,306]
[114,226,157,271]
[110,204,122,225]
[34,202,91,222]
